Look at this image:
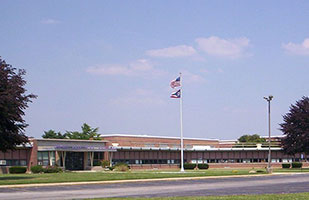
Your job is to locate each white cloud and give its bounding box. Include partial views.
[110,89,165,106]
[282,38,309,55]
[196,36,250,58]
[86,59,166,77]
[146,45,197,58]
[41,19,61,24]
[86,64,132,76]
[181,70,205,83]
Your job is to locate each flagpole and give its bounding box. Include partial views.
[180,72,184,172]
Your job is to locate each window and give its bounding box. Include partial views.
[37,151,55,166]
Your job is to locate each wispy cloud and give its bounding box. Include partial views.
[86,59,167,77]
[110,89,166,106]
[282,38,309,55]
[41,19,61,24]
[196,36,250,58]
[146,45,197,58]
[181,70,205,83]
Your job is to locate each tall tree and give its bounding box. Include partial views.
[237,134,266,143]
[65,123,100,140]
[0,58,37,151]
[42,130,66,139]
[280,96,309,155]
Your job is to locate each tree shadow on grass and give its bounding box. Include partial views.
[0,176,33,180]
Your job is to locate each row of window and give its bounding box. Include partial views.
[0,159,27,166]
[113,159,182,165]
[113,158,304,165]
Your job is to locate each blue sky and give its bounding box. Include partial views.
[1,1,309,139]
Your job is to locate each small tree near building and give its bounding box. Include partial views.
[280,96,309,155]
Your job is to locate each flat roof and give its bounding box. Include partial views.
[100,134,219,141]
[116,146,282,151]
[34,138,109,143]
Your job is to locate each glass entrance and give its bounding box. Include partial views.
[65,152,84,170]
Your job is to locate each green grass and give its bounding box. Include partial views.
[90,192,309,200]
[273,168,309,173]
[0,168,266,185]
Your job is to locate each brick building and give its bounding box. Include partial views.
[0,134,307,172]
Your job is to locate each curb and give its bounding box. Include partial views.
[0,173,293,189]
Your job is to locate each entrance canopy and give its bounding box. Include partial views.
[36,138,116,152]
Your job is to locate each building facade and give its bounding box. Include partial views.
[0,134,308,172]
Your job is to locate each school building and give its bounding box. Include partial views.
[0,134,308,172]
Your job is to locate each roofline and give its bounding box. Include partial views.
[116,146,283,151]
[260,135,285,138]
[33,138,109,143]
[100,134,219,141]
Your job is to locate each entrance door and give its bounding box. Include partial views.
[65,152,84,170]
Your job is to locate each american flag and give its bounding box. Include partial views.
[170,89,181,98]
[170,76,181,88]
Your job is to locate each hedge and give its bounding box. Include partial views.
[31,165,44,173]
[198,163,209,169]
[43,166,63,173]
[9,166,27,174]
[282,163,291,169]
[183,163,196,170]
[292,162,303,168]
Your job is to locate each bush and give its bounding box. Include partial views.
[292,162,303,168]
[282,163,291,169]
[9,166,27,174]
[31,165,44,173]
[43,166,63,173]
[183,163,196,170]
[197,164,209,169]
[108,166,115,171]
[101,160,110,168]
[114,163,129,172]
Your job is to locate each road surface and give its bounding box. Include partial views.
[0,173,309,199]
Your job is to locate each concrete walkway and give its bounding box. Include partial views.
[0,172,298,188]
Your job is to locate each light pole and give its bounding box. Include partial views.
[264,95,273,173]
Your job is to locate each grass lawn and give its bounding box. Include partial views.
[273,168,309,173]
[90,192,309,200]
[0,168,266,185]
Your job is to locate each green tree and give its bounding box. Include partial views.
[237,134,266,143]
[280,96,309,155]
[0,58,37,152]
[42,130,66,139]
[65,123,100,140]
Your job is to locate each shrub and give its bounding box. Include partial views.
[43,166,63,173]
[292,162,303,168]
[183,163,196,170]
[197,164,209,170]
[114,163,129,172]
[282,163,291,169]
[101,160,110,168]
[256,170,264,173]
[9,166,27,174]
[108,166,115,171]
[31,165,44,173]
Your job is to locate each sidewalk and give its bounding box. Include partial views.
[0,172,300,189]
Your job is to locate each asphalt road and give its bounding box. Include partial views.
[1,173,309,200]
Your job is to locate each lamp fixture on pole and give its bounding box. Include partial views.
[264,95,273,174]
